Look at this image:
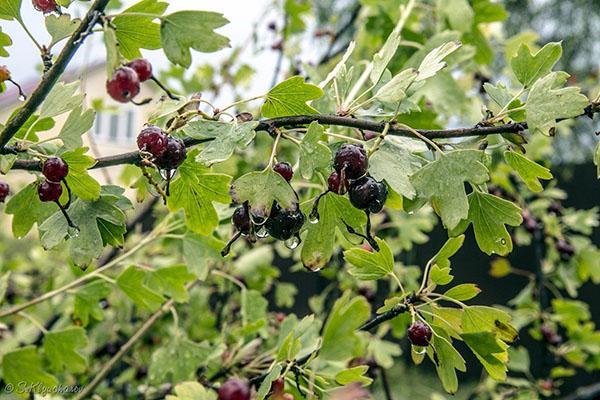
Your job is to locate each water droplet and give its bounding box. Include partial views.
[250,213,267,226]
[284,235,300,250]
[67,226,80,238]
[500,238,507,245]
[414,346,427,355]
[309,210,319,224]
[18,94,26,102]
[407,211,414,215]
[256,226,269,238]
[159,169,175,180]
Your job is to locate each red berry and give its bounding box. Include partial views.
[327,171,347,194]
[32,0,57,13]
[38,180,63,202]
[555,239,575,261]
[232,206,251,234]
[408,321,432,347]
[155,136,187,170]
[273,162,293,182]
[0,182,9,202]
[137,125,168,158]
[106,67,140,103]
[218,378,250,400]
[0,66,10,82]
[126,58,153,82]
[42,157,69,182]
[333,144,368,180]
[364,131,378,140]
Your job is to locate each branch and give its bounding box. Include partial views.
[0,0,109,149]
[561,383,600,400]
[317,3,362,65]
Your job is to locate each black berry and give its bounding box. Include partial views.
[555,239,575,261]
[408,321,432,347]
[106,67,140,103]
[42,157,69,182]
[232,206,251,235]
[218,378,250,400]
[155,136,187,169]
[265,203,305,241]
[0,182,9,203]
[273,162,293,182]
[32,0,57,13]
[38,180,62,202]
[137,125,168,158]
[348,176,387,213]
[328,171,347,194]
[126,58,153,82]
[333,144,368,180]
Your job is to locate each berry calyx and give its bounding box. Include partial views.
[137,125,168,158]
[555,239,575,261]
[327,171,347,194]
[348,176,387,213]
[232,205,252,235]
[0,182,9,203]
[408,321,432,347]
[106,67,140,103]
[126,58,153,82]
[155,136,187,170]
[273,161,293,182]
[217,378,250,400]
[265,203,305,241]
[32,0,58,13]
[333,144,368,180]
[38,180,63,202]
[42,157,69,182]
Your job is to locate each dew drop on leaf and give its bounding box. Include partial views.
[285,235,300,250]
[68,226,80,238]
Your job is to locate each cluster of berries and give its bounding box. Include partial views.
[107,59,176,104]
[137,125,186,170]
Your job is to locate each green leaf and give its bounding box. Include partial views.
[0,27,13,57]
[594,141,600,179]
[427,235,464,286]
[166,382,216,400]
[0,154,16,173]
[261,76,323,118]
[510,42,562,87]
[242,289,268,325]
[0,272,10,304]
[298,121,331,179]
[256,365,282,400]
[0,0,21,21]
[73,280,112,326]
[147,265,195,303]
[183,120,258,165]
[149,334,222,384]
[370,7,406,84]
[181,232,225,279]
[167,150,231,235]
[62,147,101,201]
[39,81,84,119]
[410,150,489,229]
[369,138,422,199]
[59,106,95,150]
[98,218,126,247]
[443,284,481,301]
[320,292,370,361]
[462,331,508,380]
[112,0,168,59]
[438,0,474,33]
[231,169,296,217]
[335,366,373,385]
[504,151,553,192]
[429,334,466,394]
[301,193,366,271]
[5,182,56,238]
[103,23,120,76]
[160,11,230,68]
[117,266,165,311]
[344,238,394,280]
[463,191,522,256]
[525,71,589,135]
[416,41,462,81]
[462,306,518,343]
[45,14,80,46]
[275,282,298,308]
[374,68,418,103]
[2,346,57,398]
[43,327,88,373]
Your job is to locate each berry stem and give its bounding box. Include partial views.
[16,19,43,52]
[221,231,242,257]
[54,200,79,231]
[266,130,282,169]
[150,76,179,100]
[130,97,152,106]
[61,178,73,209]
[7,79,27,100]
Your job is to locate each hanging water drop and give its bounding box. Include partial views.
[284,235,300,250]
[67,226,80,238]
[18,94,26,102]
[414,346,427,355]
[309,210,319,224]
[256,225,269,238]
[500,238,507,245]
[250,213,267,226]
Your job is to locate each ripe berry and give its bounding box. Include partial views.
[265,203,305,241]
[0,182,9,203]
[522,211,538,233]
[137,125,168,158]
[155,136,186,169]
[273,162,293,182]
[38,180,62,202]
[42,157,69,182]
[408,321,432,347]
[555,239,575,261]
[547,202,563,216]
[218,378,250,400]
[106,67,140,103]
[541,324,562,346]
[328,171,347,194]
[126,58,153,82]
[333,144,368,180]
[363,131,378,140]
[32,0,57,13]
[0,66,10,82]
[348,176,387,213]
[232,206,251,235]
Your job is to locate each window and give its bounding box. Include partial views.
[93,109,138,145]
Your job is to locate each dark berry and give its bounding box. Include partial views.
[42,157,69,182]
[126,58,153,82]
[232,206,251,235]
[333,144,368,180]
[218,378,250,400]
[363,131,378,140]
[38,180,62,202]
[0,182,9,202]
[265,203,305,241]
[235,112,254,122]
[522,211,538,233]
[273,162,293,182]
[106,67,140,103]
[155,136,186,169]
[0,66,10,82]
[541,324,562,346]
[328,171,347,194]
[32,0,57,13]
[547,202,563,216]
[357,286,376,302]
[408,321,432,347]
[137,125,168,158]
[348,176,387,213]
[555,239,575,261]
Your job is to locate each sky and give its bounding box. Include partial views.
[1,0,279,97]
